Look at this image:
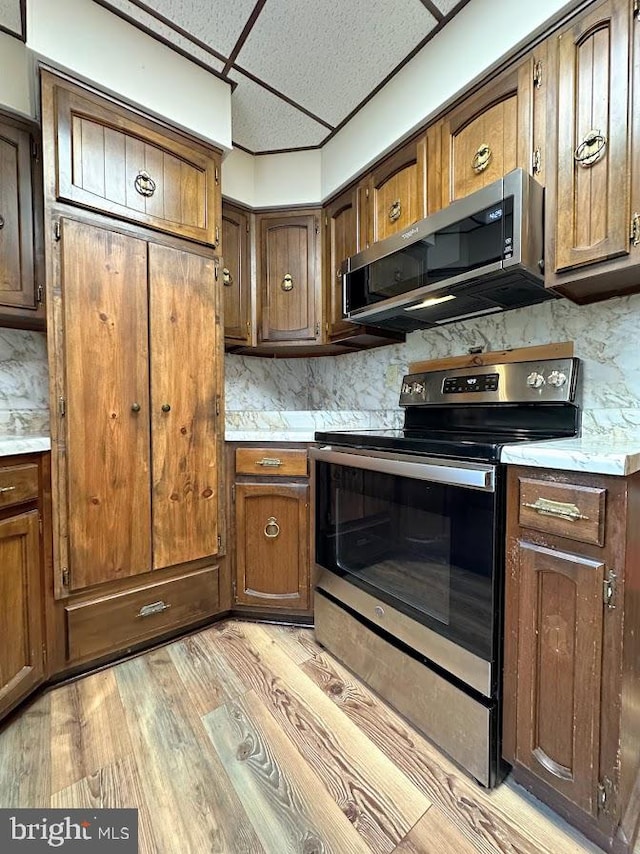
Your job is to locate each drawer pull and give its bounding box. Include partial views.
[0,486,16,494]
[256,458,282,467]
[137,600,171,618]
[264,517,280,539]
[134,170,156,197]
[522,497,589,522]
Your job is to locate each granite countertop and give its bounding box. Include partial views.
[0,435,51,457]
[500,436,640,476]
[226,430,317,442]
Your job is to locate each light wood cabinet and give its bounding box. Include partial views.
[503,465,640,854]
[222,201,252,346]
[0,116,45,329]
[0,455,45,721]
[545,0,640,303]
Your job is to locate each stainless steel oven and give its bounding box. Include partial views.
[310,358,580,787]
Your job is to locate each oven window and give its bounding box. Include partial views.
[316,461,497,661]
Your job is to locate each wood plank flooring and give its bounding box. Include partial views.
[0,620,614,853]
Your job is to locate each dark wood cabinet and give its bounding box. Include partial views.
[324,185,359,340]
[230,445,311,615]
[545,0,640,303]
[0,117,45,329]
[222,201,252,346]
[503,465,640,854]
[0,456,46,721]
[257,210,321,345]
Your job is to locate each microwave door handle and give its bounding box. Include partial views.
[310,447,495,491]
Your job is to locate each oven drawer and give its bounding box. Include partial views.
[518,477,606,546]
[0,464,39,510]
[65,565,220,662]
[236,448,308,477]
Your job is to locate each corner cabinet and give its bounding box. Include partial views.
[0,116,45,329]
[545,0,640,302]
[503,465,640,854]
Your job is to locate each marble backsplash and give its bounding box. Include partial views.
[0,329,49,435]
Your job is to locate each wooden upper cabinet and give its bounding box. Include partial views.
[324,185,359,340]
[222,202,252,346]
[546,0,639,298]
[43,70,221,247]
[257,211,321,344]
[441,56,542,207]
[0,119,44,327]
[363,136,427,246]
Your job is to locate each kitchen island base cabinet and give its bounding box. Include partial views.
[503,465,640,854]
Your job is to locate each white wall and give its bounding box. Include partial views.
[222,148,256,206]
[0,34,32,116]
[27,0,232,150]
[253,150,323,207]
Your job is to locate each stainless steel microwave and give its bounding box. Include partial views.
[342,168,555,333]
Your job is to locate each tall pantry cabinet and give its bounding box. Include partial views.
[40,70,227,673]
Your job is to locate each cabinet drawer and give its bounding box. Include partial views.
[235,448,308,477]
[0,464,38,510]
[518,477,606,546]
[65,566,220,662]
[52,80,220,246]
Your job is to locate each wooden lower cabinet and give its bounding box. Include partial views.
[503,465,640,853]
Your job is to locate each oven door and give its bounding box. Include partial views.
[311,446,500,667]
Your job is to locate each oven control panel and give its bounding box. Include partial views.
[399,358,579,406]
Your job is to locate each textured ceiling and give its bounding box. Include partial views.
[14,0,470,153]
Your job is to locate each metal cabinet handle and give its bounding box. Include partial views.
[522,497,589,522]
[574,130,607,167]
[137,600,171,618]
[264,517,280,538]
[131,402,141,413]
[222,267,234,286]
[256,458,282,467]
[389,200,402,222]
[134,170,156,197]
[161,403,171,413]
[0,485,16,494]
[472,143,492,173]
[281,274,293,292]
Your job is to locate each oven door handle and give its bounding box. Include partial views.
[310,446,495,492]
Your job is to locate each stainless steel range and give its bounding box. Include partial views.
[310,358,580,787]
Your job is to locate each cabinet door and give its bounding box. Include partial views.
[514,541,605,815]
[0,123,37,312]
[441,61,535,207]
[552,0,631,273]
[222,202,251,345]
[364,137,427,245]
[259,214,320,343]
[149,243,221,569]
[60,218,151,592]
[0,510,43,718]
[235,482,309,609]
[324,186,359,340]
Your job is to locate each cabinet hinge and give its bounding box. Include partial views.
[598,777,614,813]
[231,484,236,502]
[54,221,61,242]
[365,188,369,198]
[37,284,44,305]
[42,642,47,667]
[215,166,219,184]
[604,569,617,608]
[215,225,220,246]
[217,534,222,551]
[61,567,70,588]
[533,60,543,88]
[31,138,40,161]
[232,578,237,600]
[634,0,639,20]
[315,321,320,337]
[215,396,221,417]
[214,262,219,281]
[38,513,43,537]
[324,215,328,228]
[58,396,66,418]
[532,148,542,175]
[631,212,640,246]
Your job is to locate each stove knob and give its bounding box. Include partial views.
[526,371,545,389]
[547,370,567,388]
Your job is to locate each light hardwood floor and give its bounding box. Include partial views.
[0,620,613,853]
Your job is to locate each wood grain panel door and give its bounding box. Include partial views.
[514,541,605,815]
[61,218,151,591]
[149,243,220,569]
[0,123,36,311]
[259,214,319,343]
[324,186,359,340]
[222,202,251,345]
[0,510,43,718]
[364,137,427,245]
[235,483,309,609]
[552,0,631,272]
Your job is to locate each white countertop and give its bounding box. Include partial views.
[0,435,51,457]
[500,436,640,476]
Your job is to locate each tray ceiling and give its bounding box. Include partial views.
[21,0,470,153]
